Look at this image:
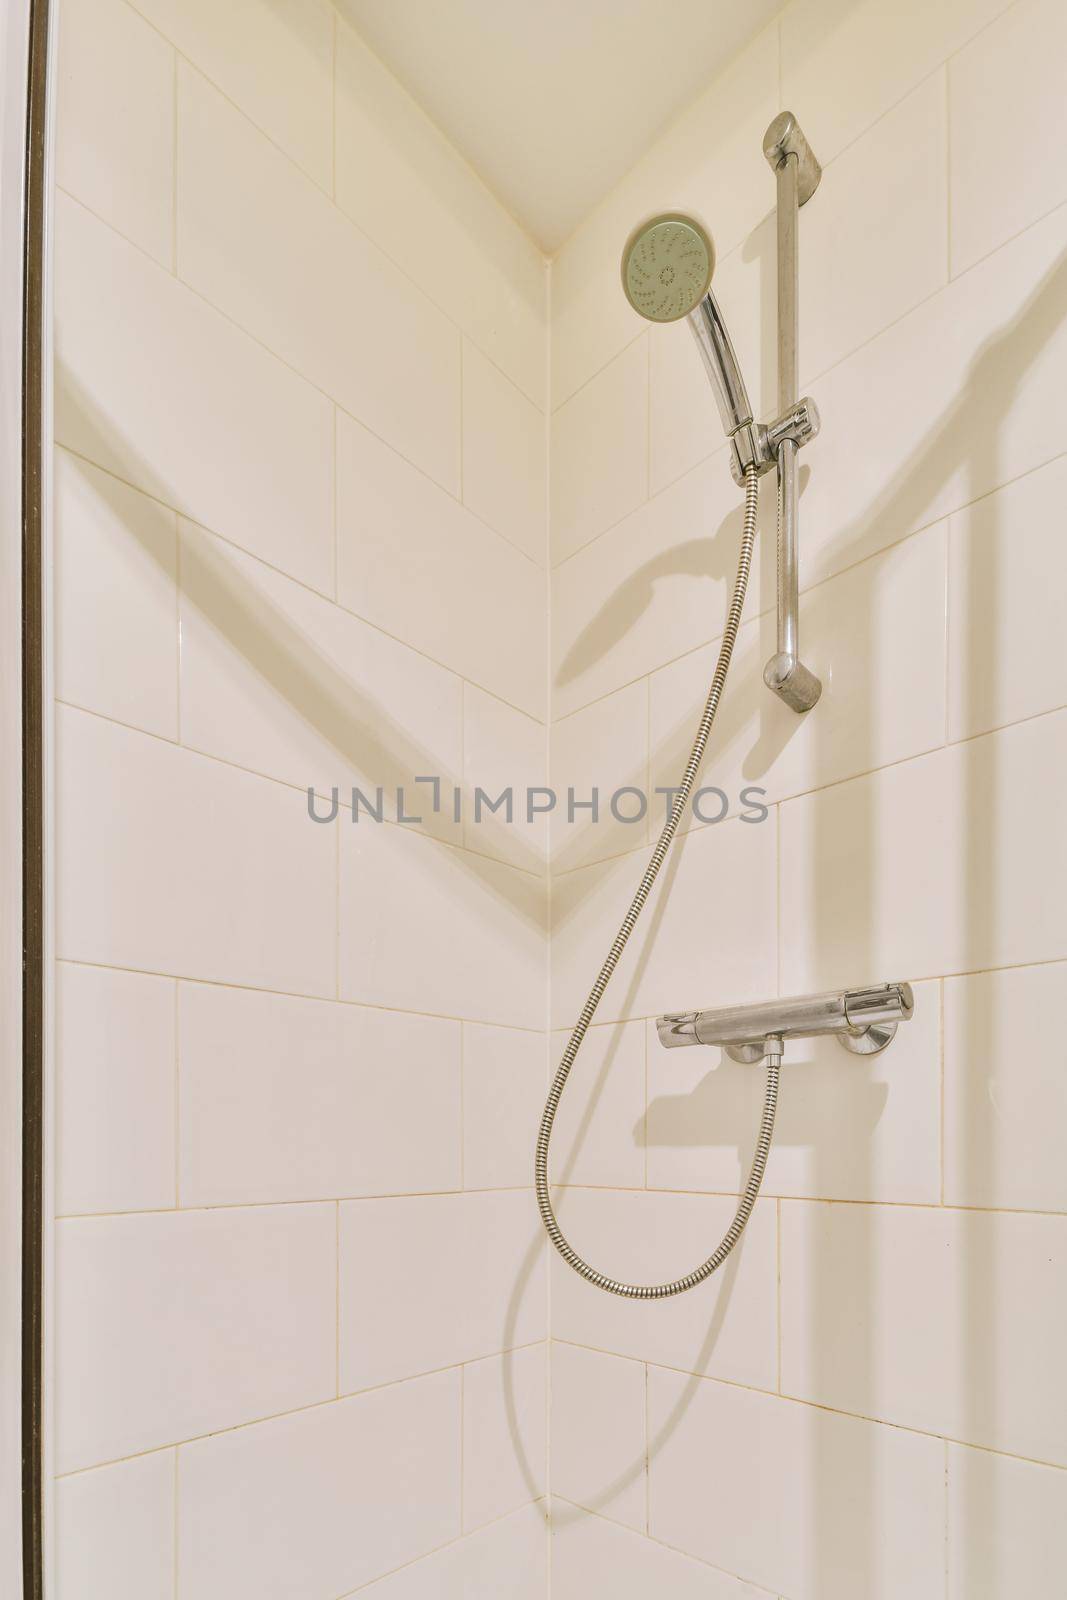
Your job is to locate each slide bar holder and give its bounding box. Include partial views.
[762,112,823,713]
[657,982,915,1061]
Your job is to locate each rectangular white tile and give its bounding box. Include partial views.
[339,818,545,1029]
[548,1021,646,1190]
[551,449,774,720]
[178,64,461,494]
[950,0,1067,274]
[337,412,545,720]
[779,713,1067,992]
[782,0,1010,168]
[359,1504,548,1599]
[57,0,174,265]
[462,683,547,874]
[551,816,776,1031]
[57,962,176,1216]
[647,979,941,1204]
[948,457,1067,741]
[177,1372,460,1600]
[550,1189,777,1391]
[179,985,461,1206]
[178,519,464,843]
[551,1342,646,1533]
[56,706,335,996]
[551,337,648,565]
[56,1450,175,1600]
[947,1442,1067,1599]
[780,1200,1067,1463]
[944,963,1067,1212]
[461,342,546,564]
[335,22,546,407]
[550,680,650,873]
[797,201,1067,594]
[800,74,948,386]
[57,1204,335,1472]
[55,451,178,740]
[462,1345,546,1531]
[55,192,333,595]
[462,1024,546,1192]
[339,1191,544,1391]
[131,0,334,190]
[649,1367,945,1599]
[649,522,948,831]
[553,1506,774,1600]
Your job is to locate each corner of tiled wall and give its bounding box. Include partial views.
[545,0,1067,1596]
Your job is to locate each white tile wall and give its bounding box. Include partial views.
[649,1366,945,1598]
[334,20,546,407]
[57,0,174,265]
[550,1189,777,1390]
[550,1342,647,1532]
[55,450,178,740]
[55,191,335,595]
[55,1450,175,1600]
[57,962,176,1216]
[550,679,650,872]
[177,1370,460,1600]
[361,1504,548,1599]
[130,0,335,189]
[947,1441,1067,1599]
[779,712,1067,991]
[944,963,1067,1213]
[56,1204,336,1472]
[780,1200,1067,1463]
[551,337,649,564]
[949,0,1067,274]
[178,518,465,842]
[54,0,551,1588]
[56,706,336,995]
[461,341,547,563]
[553,1507,776,1599]
[338,818,545,1027]
[179,985,462,1205]
[548,1020,646,1190]
[338,1191,545,1391]
[461,1024,546,1191]
[337,411,545,719]
[462,682,548,872]
[551,816,776,1031]
[461,1344,546,1530]
[178,63,462,495]
[947,455,1067,741]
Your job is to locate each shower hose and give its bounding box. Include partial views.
[534,461,779,1299]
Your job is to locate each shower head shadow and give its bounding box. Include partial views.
[621,210,754,442]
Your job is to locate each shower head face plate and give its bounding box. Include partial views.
[621,213,715,323]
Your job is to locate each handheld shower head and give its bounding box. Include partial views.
[621,211,754,440]
[621,213,714,322]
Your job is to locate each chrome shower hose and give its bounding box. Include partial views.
[534,463,779,1300]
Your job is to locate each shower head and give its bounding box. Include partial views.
[621,211,754,440]
[621,212,715,322]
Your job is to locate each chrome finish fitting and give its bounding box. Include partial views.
[657,982,915,1060]
[763,111,823,713]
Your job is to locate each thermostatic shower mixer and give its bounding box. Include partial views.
[657,982,915,1061]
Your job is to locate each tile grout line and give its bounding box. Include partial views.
[56,183,549,574]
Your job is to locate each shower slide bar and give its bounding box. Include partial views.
[657,981,914,1061]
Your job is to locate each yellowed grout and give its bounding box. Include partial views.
[55,1342,548,1481]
